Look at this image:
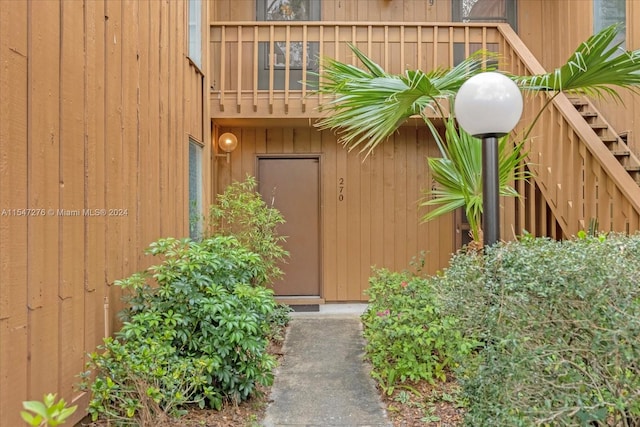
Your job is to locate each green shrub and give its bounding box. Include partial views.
[21,393,77,427]
[439,233,640,426]
[206,175,288,286]
[82,236,279,425]
[361,268,480,395]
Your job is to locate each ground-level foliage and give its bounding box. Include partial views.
[206,175,289,286]
[80,236,290,425]
[362,233,640,426]
[80,176,291,426]
[361,268,479,393]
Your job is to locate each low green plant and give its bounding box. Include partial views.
[438,233,640,426]
[21,393,77,427]
[206,175,289,286]
[420,407,442,423]
[361,268,480,395]
[82,236,280,425]
[265,302,293,343]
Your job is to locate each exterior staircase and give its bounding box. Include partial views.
[569,97,640,186]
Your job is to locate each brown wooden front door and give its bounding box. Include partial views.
[257,156,321,296]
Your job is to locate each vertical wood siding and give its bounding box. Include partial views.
[518,0,640,160]
[211,0,451,22]
[0,1,208,425]
[214,126,455,301]
[501,23,640,239]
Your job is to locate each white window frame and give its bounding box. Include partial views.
[188,0,202,68]
[188,138,203,239]
[594,0,626,49]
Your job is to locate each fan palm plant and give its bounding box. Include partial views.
[314,23,640,246]
[423,117,529,244]
[314,46,495,156]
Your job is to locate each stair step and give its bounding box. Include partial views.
[612,150,630,156]
[569,98,588,107]
[569,97,639,186]
[627,170,640,185]
[619,131,629,143]
[600,136,618,143]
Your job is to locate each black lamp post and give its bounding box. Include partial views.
[454,72,523,247]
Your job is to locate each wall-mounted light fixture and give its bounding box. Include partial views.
[216,132,238,163]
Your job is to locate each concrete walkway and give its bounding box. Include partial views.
[262,305,391,427]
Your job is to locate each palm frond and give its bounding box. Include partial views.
[421,117,530,241]
[515,24,640,101]
[314,44,496,156]
[349,44,387,77]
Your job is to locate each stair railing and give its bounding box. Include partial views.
[498,24,640,236]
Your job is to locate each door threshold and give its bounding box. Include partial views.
[275,296,325,305]
[275,296,324,312]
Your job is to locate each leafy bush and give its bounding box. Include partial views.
[361,268,479,395]
[206,175,289,286]
[82,236,280,425]
[21,393,77,427]
[438,233,640,426]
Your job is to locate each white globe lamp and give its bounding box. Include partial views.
[454,72,523,247]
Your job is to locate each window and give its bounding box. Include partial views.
[188,0,202,68]
[452,0,517,31]
[259,0,317,20]
[594,0,626,48]
[256,0,321,90]
[451,0,515,66]
[189,139,203,239]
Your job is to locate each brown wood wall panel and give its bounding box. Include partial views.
[405,130,419,265]
[59,0,86,402]
[335,131,348,300]
[369,143,385,278]
[393,129,408,269]
[359,145,372,299]
[140,0,153,248]
[123,0,139,279]
[0,1,207,425]
[346,135,361,301]
[0,0,29,423]
[83,0,107,395]
[321,131,338,300]
[105,0,124,295]
[146,0,162,259]
[159,0,170,236]
[28,0,62,405]
[214,125,455,301]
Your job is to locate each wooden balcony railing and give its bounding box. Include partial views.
[209,21,640,237]
[210,22,501,118]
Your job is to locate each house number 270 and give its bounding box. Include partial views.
[338,177,345,201]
